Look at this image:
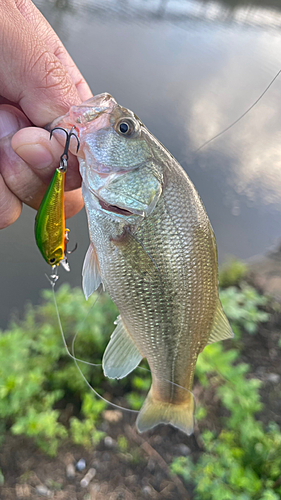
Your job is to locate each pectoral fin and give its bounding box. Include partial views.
[207,301,234,344]
[111,228,159,281]
[82,243,102,300]
[102,315,143,379]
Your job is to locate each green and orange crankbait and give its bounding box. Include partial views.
[35,127,80,279]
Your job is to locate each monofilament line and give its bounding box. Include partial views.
[195,68,281,152]
[50,283,140,414]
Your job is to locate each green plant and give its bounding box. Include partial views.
[69,393,105,448]
[0,284,118,455]
[173,343,281,498]
[220,284,269,335]
[12,407,68,457]
[219,258,247,288]
[171,287,280,500]
[126,391,146,410]
[172,418,281,500]
[125,372,151,410]
[117,434,128,452]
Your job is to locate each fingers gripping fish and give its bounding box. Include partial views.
[50,93,233,435]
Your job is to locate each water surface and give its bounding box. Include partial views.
[1,0,281,327]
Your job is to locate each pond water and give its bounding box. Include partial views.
[1,0,281,327]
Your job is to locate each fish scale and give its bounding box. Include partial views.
[87,167,214,403]
[51,92,233,435]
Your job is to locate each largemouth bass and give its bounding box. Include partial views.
[51,93,233,435]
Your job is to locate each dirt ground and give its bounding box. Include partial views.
[0,263,281,500]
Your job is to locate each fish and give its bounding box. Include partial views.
[51,92,233,435]
[35,166,70,271]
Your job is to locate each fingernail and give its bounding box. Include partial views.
[14,144,53,169]
[0,110,20,139]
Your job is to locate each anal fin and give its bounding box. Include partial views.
[82,243,102,300]
[102,316,143,379]
[207,300,234,345]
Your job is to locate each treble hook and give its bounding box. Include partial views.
[50,126,80,171]
[64,228,78,255]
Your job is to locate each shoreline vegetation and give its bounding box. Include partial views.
[0,256,280,499]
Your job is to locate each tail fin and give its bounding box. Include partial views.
[136,388,194,435]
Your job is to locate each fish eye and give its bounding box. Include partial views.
[119,122,129,134]
[116,118,135,136]
[50,258,56,264]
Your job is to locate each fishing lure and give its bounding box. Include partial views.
[35,127,80,278]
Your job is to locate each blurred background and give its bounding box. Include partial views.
[1,2,281,499]
[1,0,281,327]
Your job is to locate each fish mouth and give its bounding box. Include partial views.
[87,185,145,217]
[97,198,135,216]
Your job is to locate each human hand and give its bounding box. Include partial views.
[0,0,93,229]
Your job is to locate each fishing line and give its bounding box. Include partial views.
[49,280,139,414]
[71,321,194,398]
[195,67,281,152]
[47,276,193,415]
